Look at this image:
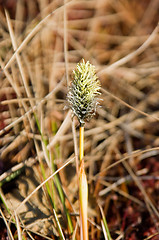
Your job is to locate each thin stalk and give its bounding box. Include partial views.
[79,124,88,240]
[99,204,112,240]
[79,125,84,162]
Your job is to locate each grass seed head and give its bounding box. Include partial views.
[67,59,101,125]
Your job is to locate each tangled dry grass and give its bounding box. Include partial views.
[0,0,159,239]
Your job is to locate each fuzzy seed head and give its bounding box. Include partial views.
[67,59,101,124]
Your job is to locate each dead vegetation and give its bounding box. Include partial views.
[0,0,159,239]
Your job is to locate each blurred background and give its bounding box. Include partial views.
[0,0,159,239]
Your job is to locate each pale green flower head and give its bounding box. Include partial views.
[67,59,101,125]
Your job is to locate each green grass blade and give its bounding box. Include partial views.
[51,122,74,234]
[99,204,112,240]
[35,116,74,234]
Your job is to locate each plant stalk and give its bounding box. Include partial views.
[79,125,84,162]
[79,125,88,240]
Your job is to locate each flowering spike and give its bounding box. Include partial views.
[67,59,101,125]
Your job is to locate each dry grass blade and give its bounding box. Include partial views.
[96,147,159,173]
[99,204,112,240]
[102,88,159,122]
[14,211,22,240]
[101,220,109,240]
[52,209,65,240]
[47,110,71,150]
[0,208,14,240]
